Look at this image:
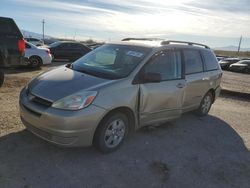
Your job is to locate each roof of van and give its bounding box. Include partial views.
[108,38,211,50]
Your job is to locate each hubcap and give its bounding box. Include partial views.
[31,58,39,66]
[201,95,212,114]
[104,119,126,148]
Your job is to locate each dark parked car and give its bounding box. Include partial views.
[43,38,58,45]
[49,41,91,61]
[229,60,250,73]
[219,58,240,70]
[0,17,27,87]
[86,43,105,50]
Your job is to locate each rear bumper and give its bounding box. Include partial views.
[42,55,52,65]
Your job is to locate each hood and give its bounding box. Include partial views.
[29,66,115,102]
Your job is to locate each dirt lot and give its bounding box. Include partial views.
[0,64,250,188]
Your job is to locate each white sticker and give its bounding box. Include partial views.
[126,51,144,58]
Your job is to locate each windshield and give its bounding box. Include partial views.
[72,44,151,79]
[49,42,61,48]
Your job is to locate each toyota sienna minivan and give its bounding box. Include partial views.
[20,38,222,152]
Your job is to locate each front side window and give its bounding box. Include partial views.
[183,50,203,74]
[144,51,182,81]
[202,50,219,71]
[72,44,151,79]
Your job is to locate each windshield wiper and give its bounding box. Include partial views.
[66,64,122,79]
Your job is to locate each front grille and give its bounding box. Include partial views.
[32,96,53,107]
[26,89,52,107]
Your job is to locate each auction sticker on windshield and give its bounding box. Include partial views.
[126,51,144,58]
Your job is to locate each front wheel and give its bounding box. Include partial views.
[196,92,213,116]
[94,113,129,153]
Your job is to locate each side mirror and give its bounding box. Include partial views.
[65,63,72,68]
[143,72,161,83]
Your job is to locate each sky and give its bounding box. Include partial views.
[1,0,250,48]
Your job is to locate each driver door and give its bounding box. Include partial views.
[139,50,186,126]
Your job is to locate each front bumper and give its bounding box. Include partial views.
[19,88,107,147]
[215,85,221,100]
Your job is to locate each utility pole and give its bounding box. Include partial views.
[237,35,242,54]
[42,19,45,41]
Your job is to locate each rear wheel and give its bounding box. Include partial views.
[196,92,213,116]
[94,112,129,153]
[29,56,42,68]
[0,69,4,87]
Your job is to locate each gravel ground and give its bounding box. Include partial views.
[0,64,249,188]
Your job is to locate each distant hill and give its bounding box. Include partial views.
[214,45,250,52]
[21,30,51,39]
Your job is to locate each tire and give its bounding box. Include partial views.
[94,112,129,153]
[196,92,213,116]
[29,56,42,68]
[244,68,250,74]
[0,69,4,87]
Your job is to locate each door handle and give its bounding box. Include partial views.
[176,83,185,88]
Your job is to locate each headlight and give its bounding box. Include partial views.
[52,91,97,110]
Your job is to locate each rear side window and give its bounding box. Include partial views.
[144,51,182,81]
[0,18,20,36]
[183,50,203,74]
[202,50,219,71]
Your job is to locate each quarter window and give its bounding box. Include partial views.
[202,50,219,71]
[183,50,203,74]
[144,51,182,81]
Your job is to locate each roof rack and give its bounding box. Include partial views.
[121,38,163,42]
[161,40,210,49]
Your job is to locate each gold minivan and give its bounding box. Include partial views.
[20,39,222,152]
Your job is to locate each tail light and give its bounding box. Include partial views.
[18,38,25,53]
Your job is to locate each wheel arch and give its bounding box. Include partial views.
[93,106,137,143]
[207,88,215,103]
